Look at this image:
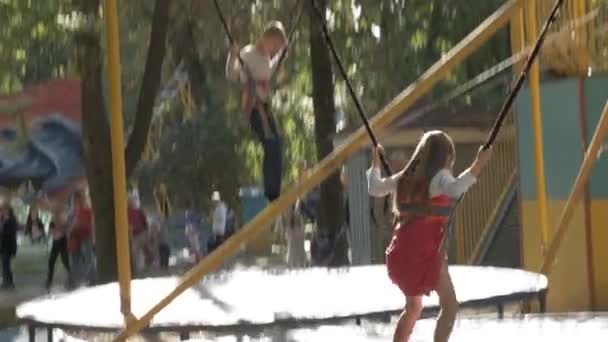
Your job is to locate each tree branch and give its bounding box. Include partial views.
[125,0,171,179]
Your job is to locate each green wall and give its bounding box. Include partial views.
[517,79,581,200]
[584,77,608,198]
[516,75,608,200]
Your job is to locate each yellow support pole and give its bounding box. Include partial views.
[541,100,608,274]
[102,0,135,325]
[526,0,551,251]
[575,0,589,72]
[510,8,526,75]
[588,0,597,68]
[113,0,525,340]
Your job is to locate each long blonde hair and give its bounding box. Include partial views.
[393,130,455,213]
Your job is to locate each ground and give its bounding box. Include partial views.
[0,234,286,341]
[0,241,68,341]
[0,236,549,342]
[7,309,595,342]
[0,242,69,324]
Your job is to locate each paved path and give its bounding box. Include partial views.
[0,242,69,328]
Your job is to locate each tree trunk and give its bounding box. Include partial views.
[73,0,170,283]
[171,18,212,112]
[380,0,396,103]
[72,0,118,284]
[124,0,171,179]
[424,0,442,70]
[309,0,348,267]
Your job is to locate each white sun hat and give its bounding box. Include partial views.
[211,191,221,201]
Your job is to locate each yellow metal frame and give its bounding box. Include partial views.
[541,100,608,275]
[434,3,605,264]
[510,8,526,75]
[536,0,602,75]
[103,0,135,326]
[179,81,195,117]
[526,0,551,251]
[98,0,608,337]
[467,162,518,264]
[110,0,525,340]
[574,0,589,68]
[348,126,517,149]
[454,122,518,264]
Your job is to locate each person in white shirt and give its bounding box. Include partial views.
[366,130,492,342]
[284,164,308,268]
[225,21,288,202]
[209,191,228,252]
[185,223,201,262]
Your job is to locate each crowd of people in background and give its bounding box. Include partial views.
[0,184,252,292]
[0,183,174,292]
[0,167,342,293]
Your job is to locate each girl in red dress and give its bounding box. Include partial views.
[367,130,492,342]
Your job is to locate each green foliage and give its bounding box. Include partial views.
[4,0,512,214]
[0,0,71,91]
[139,104,243,212]
[325,0,510,124]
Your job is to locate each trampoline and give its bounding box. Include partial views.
[16,265,547,341]
[232,312,608,342]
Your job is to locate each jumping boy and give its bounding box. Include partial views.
[225,21,288,202]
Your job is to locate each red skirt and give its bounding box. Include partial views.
[385,216,446,296]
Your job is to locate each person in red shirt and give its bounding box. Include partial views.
[67,189,95,286]
[128,195,148,274]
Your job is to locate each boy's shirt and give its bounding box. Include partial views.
[212,202,228,237]
[226,44,281,102]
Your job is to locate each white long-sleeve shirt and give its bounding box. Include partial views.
[225,44,281,102]
[366,167,477,199]
[212,202,228,236]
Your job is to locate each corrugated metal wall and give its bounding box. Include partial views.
[346,151,372,265]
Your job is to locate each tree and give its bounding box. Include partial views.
[70,0,509,277]
[124,0,171,179]
[138,0,317,218]
[71,0,170,283]
[3,0,513,273]
[309,0,348,266]
[1,0,517,277]
[322,0,509,123]
[0,0,71,92]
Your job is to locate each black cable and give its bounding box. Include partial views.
[214,0,305,88]
[213,0,257,97]
[213,0,238,55]
[484,0,564,149]
[273,0,306,76]
[309,0,393,176]
[440,0,566,258]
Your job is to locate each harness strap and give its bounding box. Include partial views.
[255,102,274,139]
[237,56,274,140]
[397,203,453,217]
